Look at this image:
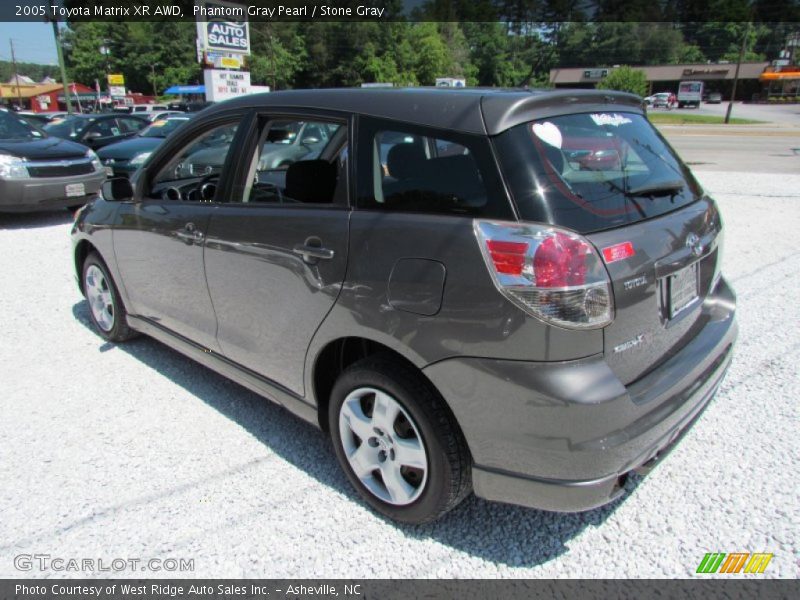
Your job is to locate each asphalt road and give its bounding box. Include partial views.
[659,127,800,174]
[686,101,800,126]
[0,169,798,578]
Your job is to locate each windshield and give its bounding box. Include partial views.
[139,118,189,139]
[0,111,44,140]
[44,116,90,139]
[494,111,702,233]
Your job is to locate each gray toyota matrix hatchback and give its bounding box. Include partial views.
[71,89,737,524]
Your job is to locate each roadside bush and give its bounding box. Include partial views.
[596,66,648,98]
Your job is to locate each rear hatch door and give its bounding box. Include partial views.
[587,198,722,384]
[493,108,723,384]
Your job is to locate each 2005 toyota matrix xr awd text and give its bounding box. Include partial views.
[71,88,737,524]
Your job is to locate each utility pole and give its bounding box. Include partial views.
[150,63,159,97]
[50,20,73,114]
[725,21,751,124]
[9,39,23,109]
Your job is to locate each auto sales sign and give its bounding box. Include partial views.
[196,0,250,55]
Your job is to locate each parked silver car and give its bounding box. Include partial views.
[0,109,106,212]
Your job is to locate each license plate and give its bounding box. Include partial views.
[669,262,699,318]
[65,183,85,198]
[105,166,114,177]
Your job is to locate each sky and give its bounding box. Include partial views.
[0,22,59,65]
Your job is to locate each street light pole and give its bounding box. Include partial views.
[99,41,111,99]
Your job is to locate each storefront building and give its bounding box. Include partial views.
[550,62,770,101]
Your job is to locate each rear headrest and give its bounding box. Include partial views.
[387,144,426,180]
[285,160,337,203]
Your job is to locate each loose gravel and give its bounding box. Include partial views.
[0,171,797,579]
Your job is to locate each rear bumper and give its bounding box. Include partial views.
[0,171,105,212]
[423,276,737,512]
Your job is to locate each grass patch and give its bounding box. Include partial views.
[647,112,763,125]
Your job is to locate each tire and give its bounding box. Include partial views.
[329,355,472,524]
[82,252,136,343]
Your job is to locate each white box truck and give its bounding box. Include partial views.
[678,80,704,108]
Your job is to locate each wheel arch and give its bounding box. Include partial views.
[74,238,98,294]
[311,336,458,435]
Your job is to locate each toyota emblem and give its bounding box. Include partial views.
[686,233,703,257]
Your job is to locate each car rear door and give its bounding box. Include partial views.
[202,113,351,396]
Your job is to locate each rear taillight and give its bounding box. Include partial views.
[474,220,614,329]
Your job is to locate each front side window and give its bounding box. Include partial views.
[357,120,512,218]
[89,119,120,138]
[494,111,702,233]
[118,117,148,134]
[238,117,346,205]
[146,120,240,202]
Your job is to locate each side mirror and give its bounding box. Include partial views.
[102,177,134,202]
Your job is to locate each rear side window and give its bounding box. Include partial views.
[356,118,513,219]
[494,112,702,233]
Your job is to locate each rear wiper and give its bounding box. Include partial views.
[625,181,684,197]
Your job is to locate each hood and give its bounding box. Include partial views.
[0,136,89,160]
[97,136,163,160]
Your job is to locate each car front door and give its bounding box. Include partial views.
[202,114,351,395]
[112,113,249,350]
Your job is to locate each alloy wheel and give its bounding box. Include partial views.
[85,265,114,332]
[338,387,428,505]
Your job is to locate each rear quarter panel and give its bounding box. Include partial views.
[305,211,604,397]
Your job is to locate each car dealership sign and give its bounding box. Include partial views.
[196,0,250,55]
[203,69,251,102]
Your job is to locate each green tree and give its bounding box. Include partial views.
[462,22,517,86]
[63,22,199,96]
[596,66,648,96]
[0,61,60,83]
[249,23,306,90]
[409,23,452,85]
[677,44,707,63]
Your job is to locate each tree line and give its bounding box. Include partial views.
[58,0,798,95]
[0,61,61,84]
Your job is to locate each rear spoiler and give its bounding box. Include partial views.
[481,90,645,136]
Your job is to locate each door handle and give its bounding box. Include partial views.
[293,243,334,262]
[175,222,204,244]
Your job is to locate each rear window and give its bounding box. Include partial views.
[494,112,702,233]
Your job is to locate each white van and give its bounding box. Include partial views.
[677,81,703,108]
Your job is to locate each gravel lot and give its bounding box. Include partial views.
[0,170,798,579]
